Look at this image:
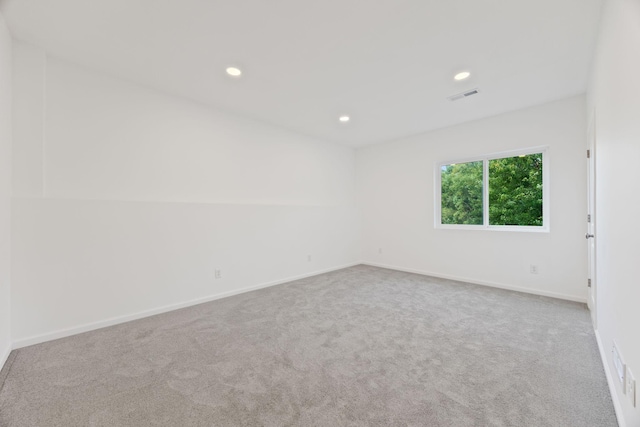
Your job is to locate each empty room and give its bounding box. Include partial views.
[0,0,638,426]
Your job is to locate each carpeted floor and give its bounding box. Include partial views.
[0,265,617,426]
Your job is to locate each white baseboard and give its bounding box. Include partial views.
[362,262,587,303]
[13,262,360,349]
[595,330,627,427]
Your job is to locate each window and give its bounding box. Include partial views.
[435,147,548,231]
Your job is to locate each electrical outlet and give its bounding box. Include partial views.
[378,248,382,254]
[530,265,539,274]
[627,367,636,407]
[307,255,311,262]
[214,269,221,279]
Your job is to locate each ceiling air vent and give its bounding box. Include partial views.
[448,88,480,102]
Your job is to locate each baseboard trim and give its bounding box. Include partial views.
[595,330,627,427]
[13,262,360,349]
[362,262,587,303]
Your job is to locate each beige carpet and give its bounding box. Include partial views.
[0,265,617,426]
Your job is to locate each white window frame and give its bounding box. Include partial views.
[434,146,550,232]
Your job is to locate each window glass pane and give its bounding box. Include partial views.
[488,153,543,226]
[441,161,483,225]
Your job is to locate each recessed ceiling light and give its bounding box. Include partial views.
[338,115,350,123]
[226,66,242,77]
[454,71,471,81]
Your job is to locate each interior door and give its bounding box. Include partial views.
[586,113,596,328]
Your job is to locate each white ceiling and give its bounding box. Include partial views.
[0,0,602,147]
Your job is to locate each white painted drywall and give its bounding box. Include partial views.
[357,96,588,302]
[11,42,44,198]
[0,12,12,368]
[588,0,640,425]
[11,43,359,345]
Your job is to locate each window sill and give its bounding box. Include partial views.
[435,224,549,233]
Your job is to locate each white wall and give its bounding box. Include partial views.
[357,95,587,302]
[0,12,12,368]
[11,43,359,346]
[588,0,640,425]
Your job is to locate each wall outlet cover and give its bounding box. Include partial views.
[627,367,636,407]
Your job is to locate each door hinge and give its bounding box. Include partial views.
[588,214,591,223]
[587,149,591,158]
[588,278,592,287]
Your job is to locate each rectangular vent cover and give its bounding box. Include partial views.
[448,88,480,101]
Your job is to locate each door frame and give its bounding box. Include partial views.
[586,110,597,329]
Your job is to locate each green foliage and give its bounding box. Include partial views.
[489,154,543,226]
[441,161,483,225]
[440,153,543,227]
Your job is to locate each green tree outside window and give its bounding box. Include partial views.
[489,154,543,226]
[440,152,543,227]
[441,161,483,225]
